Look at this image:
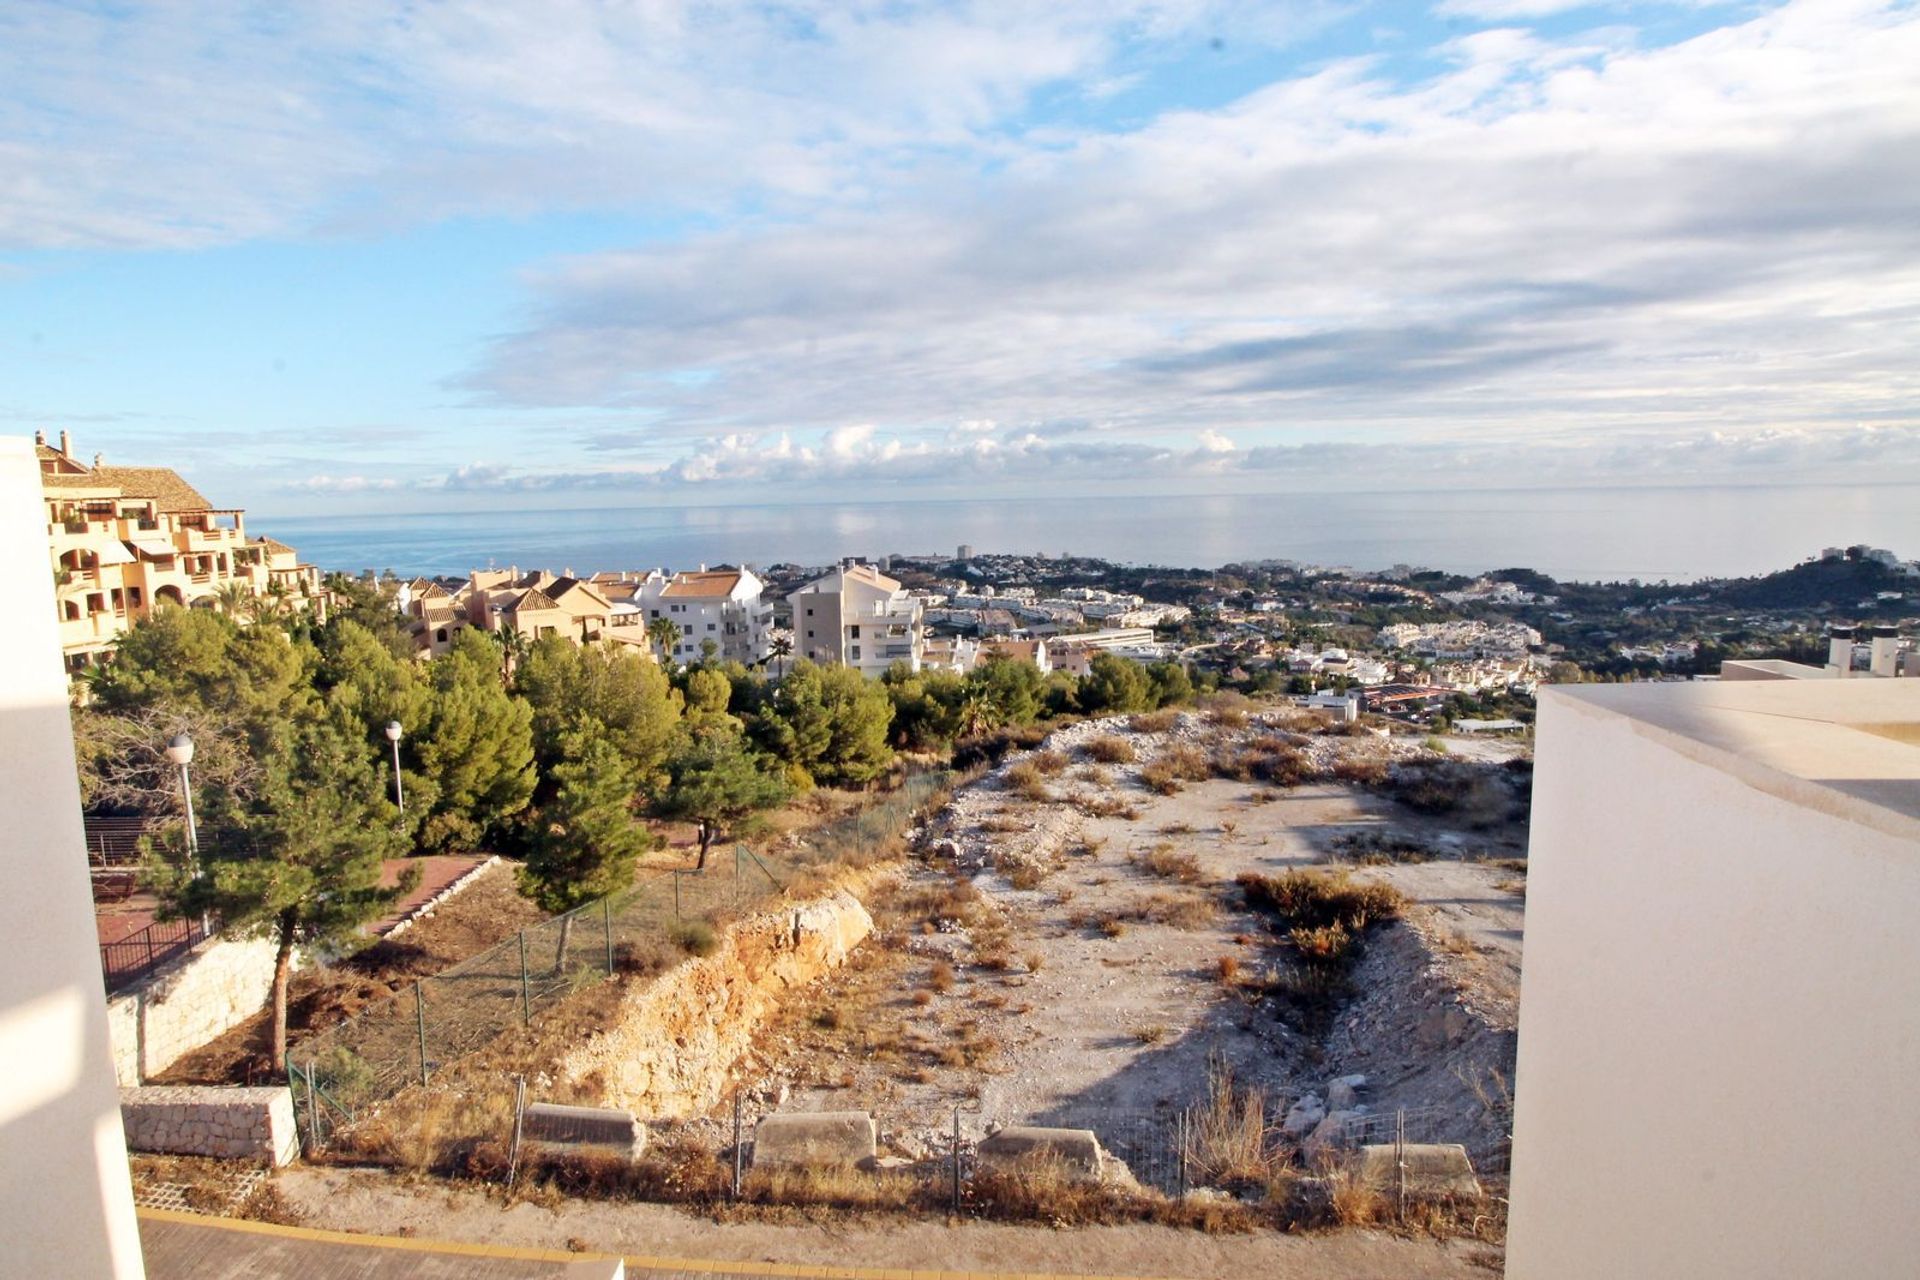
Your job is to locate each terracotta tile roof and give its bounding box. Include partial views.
[661,569,743,599]
[254,536,297,556]
[80,465,212,511]
[504,587,562,613]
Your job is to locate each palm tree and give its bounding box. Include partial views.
[647,616,681,665]
[211,580,256,622]
[494,626,531,684]
[766,634,794,678]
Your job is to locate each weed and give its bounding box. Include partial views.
[1215,954,1243,985]
[1098,918,1127,939]
[1003,761,1053,803]
[1128,709,1180,734]
[1024,950,1045,974]
[669,920,719,957]
[1135,844,1203,884]
[1086,734,1137,764]
[1133,1023,1170,1045]
[1030,749,1069,776]
[910,989,933,1007]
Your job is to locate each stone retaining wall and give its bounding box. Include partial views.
[105,936,282,1086]
[120,1085,299,1166]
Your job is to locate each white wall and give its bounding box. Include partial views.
[0,437,147,1277]
[1508,684,1920,1280]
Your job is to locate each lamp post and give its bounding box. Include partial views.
[165,732,209,935]
[385,721,405,815]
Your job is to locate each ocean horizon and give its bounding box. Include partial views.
[258,483,1920,585]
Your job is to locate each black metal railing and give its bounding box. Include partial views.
[100,916,210,995]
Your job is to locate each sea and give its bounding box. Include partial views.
[260,483,1920,585]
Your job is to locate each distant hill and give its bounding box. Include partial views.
[1709,557,1911,613]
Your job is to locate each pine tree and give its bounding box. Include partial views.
[659,732,788,869]
[519,730,651,970]
[414,630,536,850]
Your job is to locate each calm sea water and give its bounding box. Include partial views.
[261,484,1920,584]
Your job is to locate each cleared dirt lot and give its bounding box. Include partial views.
[729,711,1526,1166]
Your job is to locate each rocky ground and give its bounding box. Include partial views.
[726,708,1528,1171]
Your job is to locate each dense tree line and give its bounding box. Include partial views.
[76,601,1203,1068]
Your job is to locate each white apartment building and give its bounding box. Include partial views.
[1508,678,1920,1280]
[789,562,924,675]
[623,567,772,664]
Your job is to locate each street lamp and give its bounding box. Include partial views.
[165,732,209,936]
[165,733,197,853]
[384,721,405,814]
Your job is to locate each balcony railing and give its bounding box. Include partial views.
[100,917,211,995]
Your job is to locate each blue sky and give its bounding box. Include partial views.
[1,0,1916,517]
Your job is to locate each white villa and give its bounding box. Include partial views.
[789,561,925,675]
[605,566,773,664]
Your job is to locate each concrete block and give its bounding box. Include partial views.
[751,1111,877,1168]
[522,1103,647,1159]
[120,1085,298,1167]
[975,1126,1104,1180]
[1356,1143,1482,1198]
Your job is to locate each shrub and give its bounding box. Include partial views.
[1098,918,1127,938]
[1329,755,1388,785]
[1133,1023,1170,1045]
[1024,950,1045,974]
[1125,890,1219,930]
[1085,734,1136,764]
[1003,760,1053,802]
[669,919,719,956]
[1215,954,1242,985]
[1138,760,1183,795]
[929,960,955,993]
[1136,844,1203,884]
[1128,709,1180,734]
[1029,749,1069,776]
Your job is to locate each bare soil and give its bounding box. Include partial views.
[156,860,548,1085]
[271,1164,1502,1279]
[726,711,1527,1167]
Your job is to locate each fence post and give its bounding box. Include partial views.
[732,1094,744,1201]
[673,870,682,920]
[303,1061,320,1154]
[414,981,429,1086]
[1177,1112,1189,1197]
[145,928,157,979]
[951,1105,963,1216]
[507,1075,526,1188]
[603,896,614,974]
[1395,1107,1407,1225]
[518,929,530,1026]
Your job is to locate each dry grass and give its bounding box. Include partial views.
[1085,734,1137,764]
[1214,954,1243,985]
[1079,793,1141,820]
[1132,1023,1170,1044]
[1029,749,1070,776]
[928,960,956,993]
[1187,1060,1279,1188]
[1134,843,1203,884]
[1119,890,1219,930]
[1097,918,1127,938]
[1238,868,1406,1030]
[1003,761,1053,803]
[1128,709,1181,734]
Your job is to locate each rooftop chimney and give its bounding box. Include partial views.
[1827,626,1854,677]
[93,453,104,468]
[33,429,44,446]
[59,429,71,454]
[1870,627,1899,678]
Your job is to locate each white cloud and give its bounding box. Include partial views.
[0,1,1340,250]
[284,474,400,493]
[459,0,1920,468]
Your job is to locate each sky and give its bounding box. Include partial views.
[1,0,1916,517]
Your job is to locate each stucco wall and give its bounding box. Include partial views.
[1507,686,1920,1280]
[0,437,147,1278]
[106,935,280,1085]
[561,879,882,1119]
[120,1085,299,1166]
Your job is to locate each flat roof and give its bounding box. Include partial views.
[1544,679,1920,840]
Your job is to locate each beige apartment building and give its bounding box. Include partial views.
[789,561,924,675]
[400,568,621,658]
[595,566,773,664]
[37,431,324,674]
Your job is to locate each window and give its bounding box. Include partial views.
[851,645,862,660]
[707,623,716,631]
[806,607,814,617]
[850,624,861,638]
[436,628,448,642]
[128,587,141,606]
[806,629,814,639]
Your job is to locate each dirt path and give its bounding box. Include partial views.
[273,1166,1502,1279]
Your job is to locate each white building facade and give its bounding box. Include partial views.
[635,567,773,664]
[789,563,924,675]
